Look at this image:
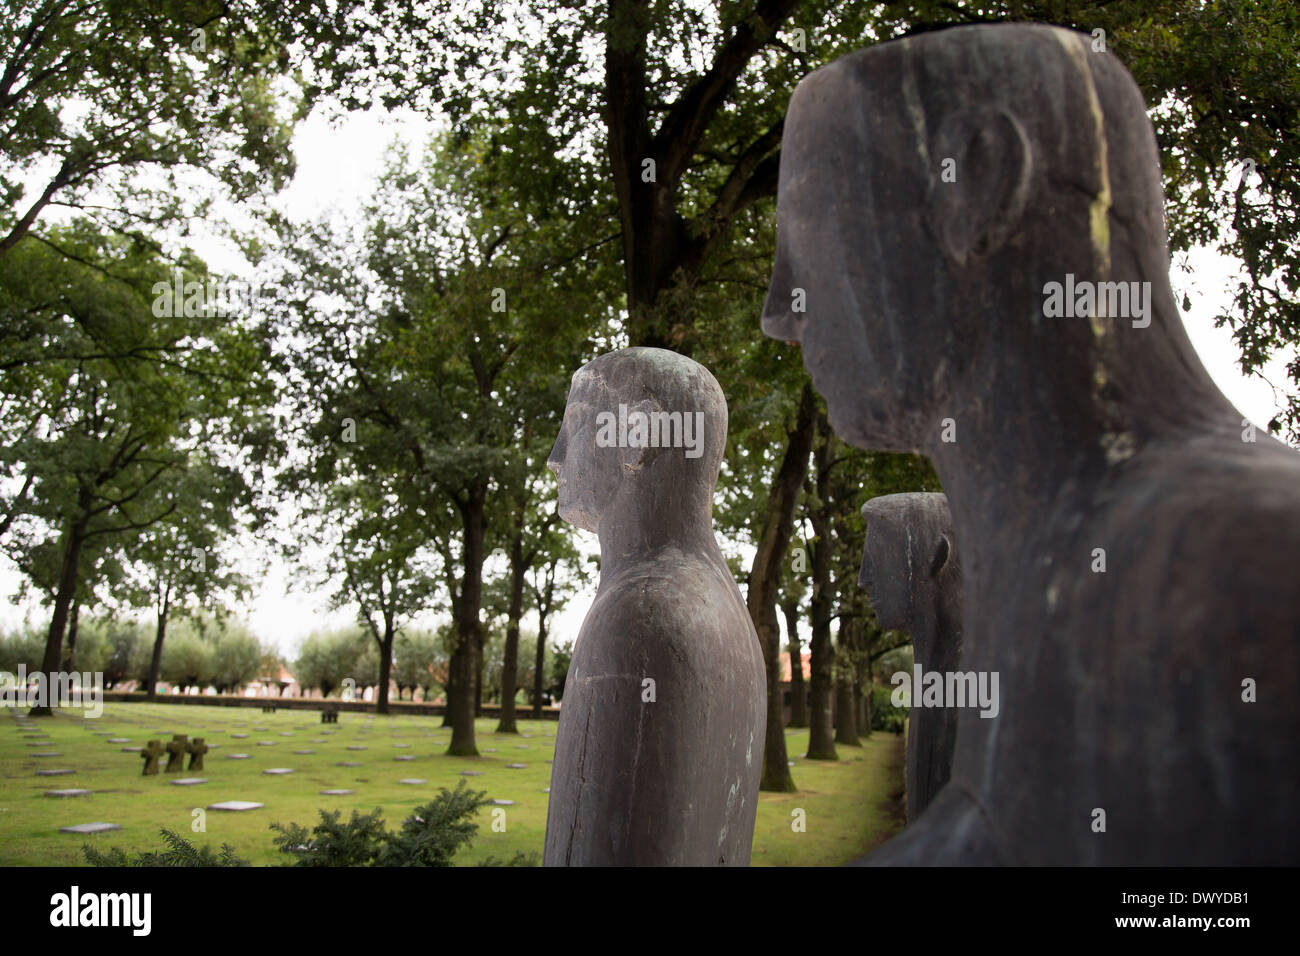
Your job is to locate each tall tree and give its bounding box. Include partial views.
[0,223,275,713]
[741,382,816,791]
[276,129,616,753]
[803,410,837,761]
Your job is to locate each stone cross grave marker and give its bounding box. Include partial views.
[141,740,164,775]
[164,734,188,773]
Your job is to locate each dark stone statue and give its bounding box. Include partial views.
[761,24,1300,864]
[860,493,962,823]
[542,347,767,866]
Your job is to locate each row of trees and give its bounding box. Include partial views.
[0,616,273,694]
[290,625,574,715]
[3,2,1296,793]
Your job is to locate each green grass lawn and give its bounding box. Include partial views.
[0,702,904,866]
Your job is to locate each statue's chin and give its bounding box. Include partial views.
[558,500,599,535]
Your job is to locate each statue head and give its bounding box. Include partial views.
[762,24,1196,453]
[547,348,728,535]
[859,493,959,637]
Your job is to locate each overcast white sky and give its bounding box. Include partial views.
[2,99,1295,659]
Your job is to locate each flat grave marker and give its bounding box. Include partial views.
[59,822,120,834]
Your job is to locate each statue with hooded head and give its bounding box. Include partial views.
[543,347,767,866]
[860,492,962,823]
[763,24,1300,864]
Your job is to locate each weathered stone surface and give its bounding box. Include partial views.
[171,778,207,786]
[262,768,294,775]
[59,822,120,834]
[760,23,1300,865]
[140,739,164,775]
[208,801,263,812]
[226,753,251,760]
[860,493,962,822]
[45,789,92,798]
[320,789,354,796]
[164,735,187,773]
[186,737,208,771]
[36,769,74,776]
[543,348,767,867]
[398,778,426,785]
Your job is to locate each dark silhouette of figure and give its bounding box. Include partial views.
[860,493,962,822]
[543,348,767,866]
[762,24,1300,864]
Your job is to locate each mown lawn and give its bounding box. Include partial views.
[0,702,903,866]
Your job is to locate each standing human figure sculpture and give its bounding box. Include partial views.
[860,493,962,823]
[542,347,767,866]
[762,24,1300,864]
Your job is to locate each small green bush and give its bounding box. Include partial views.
[871,683,908,734]
[85,781,538,867]
[83,828,248,867]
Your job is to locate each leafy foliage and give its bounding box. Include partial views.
[870,683,908,735]
[82,828,248,867]
[270,780,537,867]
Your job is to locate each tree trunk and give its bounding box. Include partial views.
[375,617,395,715]
[781,598,807,728]
[61,596,80,673]
[496,537,527,733]
[447,487,485,756]
[441,645,455,726]
[474,629,484,717]
[835,617,861,745]
[835,675,858,743]
[532,603,549,719]
[745,384,817,792]
[33,508,89,715]
[146,586,172,700]
[855,624,873,737]
[806,418,837,760]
